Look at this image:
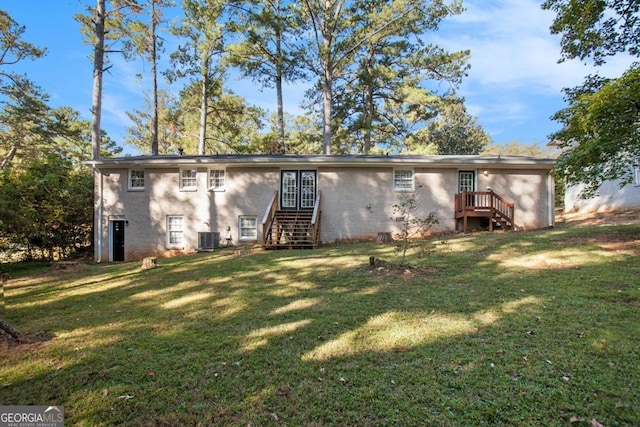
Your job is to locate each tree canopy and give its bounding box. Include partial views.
[296,0,469,154]
[550,65,640,197]
[481,140,558,158]
[542,0,640,65]
[1,9,120,263]
[0,154,93,261]
[4,2,488,160]
[543,0,640,197]
[419,99,491,155]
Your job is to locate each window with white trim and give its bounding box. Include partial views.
[238,216,257,241]
[129,169,145,190]
[394,169,414,191]
[209,168,225,191]
[180,169,197,190]
[167,215,184,246]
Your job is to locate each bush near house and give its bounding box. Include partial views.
[0,155,93,261]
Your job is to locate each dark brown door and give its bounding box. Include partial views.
[112,220,125,262]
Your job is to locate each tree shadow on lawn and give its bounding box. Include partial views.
[1,230,638,426]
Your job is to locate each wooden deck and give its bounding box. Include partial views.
[454,190,514,233]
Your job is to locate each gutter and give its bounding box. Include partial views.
[84,154,556,170]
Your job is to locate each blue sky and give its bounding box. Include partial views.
[4,0,635,155]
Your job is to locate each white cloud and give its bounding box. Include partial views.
[433,0,636,144]
[105,56,149,98]
[441,0,634,93]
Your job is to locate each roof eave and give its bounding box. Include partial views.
[84,154,555,169]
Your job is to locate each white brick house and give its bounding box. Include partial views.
[86,154,555,262]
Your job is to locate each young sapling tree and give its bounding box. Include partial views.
[392,194,438,265]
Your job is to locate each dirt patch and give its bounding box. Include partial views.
[557,208,640,227]
[363,256,439,279]
[554,234,640,254]
[47,261,88,275]
[1,329,54,348]
[554,208,640,254]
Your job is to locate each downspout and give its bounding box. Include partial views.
[95,167,103,262]
[547,172,555,227]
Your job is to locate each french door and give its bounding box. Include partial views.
[280,170,316,210]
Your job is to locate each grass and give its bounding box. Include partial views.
[1,218,639,426]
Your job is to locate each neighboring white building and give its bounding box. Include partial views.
[86,154,556,262]
[564,165,640,213]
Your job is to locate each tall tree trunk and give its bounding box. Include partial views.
[91,0,106,161]
[322,69,332,155]
[150,0,159,156]
[275,32,286,154]
[303,0,345,155]
[91,0,106,271]
[363,84,374,154]
[198,55,209,156]
[321,20,333,155]
[362,49,375,154]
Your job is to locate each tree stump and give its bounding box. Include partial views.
[0,318,22,342]
[141,257,159,270]
[376,232,393,243]
[0,273,22,342]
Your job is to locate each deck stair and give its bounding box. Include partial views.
[454,190,515,233]
[262,190,321,249]
[269,210,315,249]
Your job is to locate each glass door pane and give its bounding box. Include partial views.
[300,171,316,209]
[458,171,475,192]
[281,171,298,209]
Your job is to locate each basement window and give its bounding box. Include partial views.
[167,215,184,247]
[238,216,257,241]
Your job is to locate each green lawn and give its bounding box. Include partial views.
[1,219,639,426]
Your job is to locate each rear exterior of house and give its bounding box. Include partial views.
[87,154,555,262]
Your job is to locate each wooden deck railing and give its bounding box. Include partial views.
[261,190,278,246]
[454,190,514,232]
[310,191,322,248]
